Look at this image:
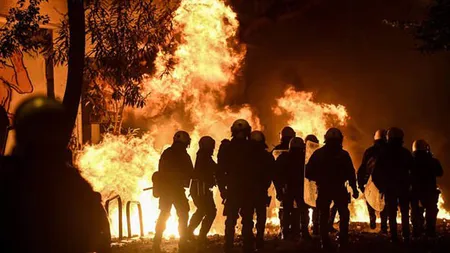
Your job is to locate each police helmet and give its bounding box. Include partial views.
[280,126,296,140]
[374,129,387,141]
[289,137,305,150]
[14,96,68,150]
[173,131,191,147]
[387,127,404,142]
[199,136,215,151]
[412,139,430,153]
[231,119,251,138]
[324,128,343,143]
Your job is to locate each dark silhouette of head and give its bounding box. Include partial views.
[231,119,251,140]
[289,136,305,153]
[14,96,68,160]
[324,128,343,147]
[374,129,387,143]
[199,136,215,155]
[173,131,191,148]
[280,126,296,144]
[412,139,430,155]
[250,130,268,149]
[387,127,404,146]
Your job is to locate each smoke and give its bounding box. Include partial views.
[228,0,450,208]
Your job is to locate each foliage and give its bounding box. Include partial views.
[53,0,176,133]
[1,0,176,134]
[0,0,49,65]
[384,0,450,53]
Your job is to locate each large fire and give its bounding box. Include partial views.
[76,0,450,239]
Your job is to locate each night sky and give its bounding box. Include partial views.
[232,0,450,206]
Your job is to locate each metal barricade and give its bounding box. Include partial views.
[126,201,144,238]
[105,195,123,240]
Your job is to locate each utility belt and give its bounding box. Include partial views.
[190,179,212,198]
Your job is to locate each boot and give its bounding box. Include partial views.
[153,236,162,253]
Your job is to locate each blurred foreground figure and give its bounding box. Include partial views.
[217,119,255,253]
[153,131,193,252]
[272,126,296,239]
[410,140,443,238]
[0,96,111,253]
[250,130,275,251]
[187,136,217,246]
[372,127,412,243]
[306,128,358,250]
[275,137,311,241]
[357,129,389,232]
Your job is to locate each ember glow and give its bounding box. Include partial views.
[75,0,450,239]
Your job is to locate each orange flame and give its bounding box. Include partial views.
[78,0,258,238]
[273,87,349,142]
[75,0,449,240]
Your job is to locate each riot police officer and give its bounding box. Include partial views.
[410,140,443,238]
[305,128,358,249]
[217,119,255,253]
[187,136,217,245]
[153,131,193,252]
[272,126,296,238]
[372,127,412,243]
[275,137,311,241]
[250,130,275,251]
[305,134,320,235]
[357,129,389,231]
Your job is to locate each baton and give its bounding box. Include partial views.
[143,187,153,191]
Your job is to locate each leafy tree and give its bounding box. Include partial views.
[0,0,84,144]
[55,0,175,134]
[0,0,49,64]
[385,0,450,53]
[1,0,175,136]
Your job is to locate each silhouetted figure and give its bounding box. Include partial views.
[217,119,255,253]
[0,105,9,155]
[249,130,275,250]
[357,129,389,231]
[153,131,193,252]
[0,96,111,253]
[187,136,217,246]
[275,137,311,241]
[272,126,296,239]
[410,140,443,238]
[306,128,358,250]
[372,127,412,243]
[305,134,321,236]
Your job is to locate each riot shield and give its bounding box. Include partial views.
[304,141,321,207]
[364,175,385,211]
[272,149,288,160]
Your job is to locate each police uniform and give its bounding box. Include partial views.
[154,142,193,247]
[306,141,357,247]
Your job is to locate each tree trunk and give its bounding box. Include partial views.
[63,0,85,143]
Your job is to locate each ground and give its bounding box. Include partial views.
[112,221,450,253]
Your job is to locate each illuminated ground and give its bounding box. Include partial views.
[112,221,450,253]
